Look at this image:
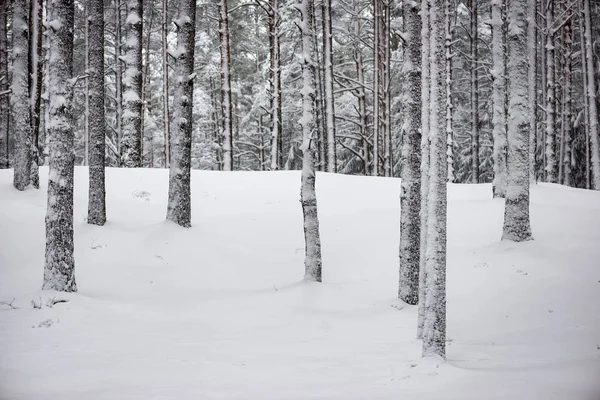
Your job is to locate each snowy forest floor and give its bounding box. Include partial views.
[0,167,599,399]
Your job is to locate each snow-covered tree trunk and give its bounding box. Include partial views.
[470,0,480,183]
[218,0,233,171]
[121,0,143,167]
[398,0,421,306]
[84,0,90,166]
[527,0,536,184]
[578,2,591,189]
[354,0,369,175]
[502,0,533,242]
[372,0,380,177]
[12,0,33,191]
[491,0,507,197]
[583,0,600,189]
[269,0,283,170]
[166,0,196,228]
[561,18,572,186]
[422,0,448,359]
[114,0,123,163]
[322,0,336,172]
[0,0,8,169]
[544,1,557,183]
[29,0,43,188]
[445,0,454,183]
[43,0,77,292]
[87,0,106,226]
[162,0,170,168]
[383,3,392,177]
[417,0,430,340]
[298,0,323,282]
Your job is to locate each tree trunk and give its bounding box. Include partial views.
[121,0,143,167]
[322,0,336,172]
[544,1,557,182]
[12,0,33,191]
[88,0,106,226]
[583,0,600,189]
[0,0,8,169]
[422,0,447,360]
[218,0,233,171]
[43,0,77,292]
[470,0,480,183]
[502,0,533,242]
[562,18,572,187]
[527,0,537,184]
[417,0,430,340]
[162,0,170,167]
[372,0,380,176]
[491,0,507,197]
[446,0,454,183]
[298,0,323,282]
[166,0,196,228]
[29,0,43,188]
[114,0,123,164]
[268,0,282,170]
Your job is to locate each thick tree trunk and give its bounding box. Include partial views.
[29,0,42,188]
[398,0,421,306]
[166,0,196,228]
[218,0,233,171]
[121,0,143,167]
[0,0,8,169]
[422,0,448,360]
[43,0,77,292]
[88,0,106,226]
[491,0,507,197]
[544,1,557,182]
[12,0,33,191]
[417,0,430,340]
[502,0,533,242]
[527,0,537,184]
[298,0,323,282]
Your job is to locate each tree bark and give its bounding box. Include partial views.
[0,0,8,169]
[166,0,196,228]
[491,0,507,197]
[88,0,107,226]
[527,0,537,184]
[218,0,233,171]
[162,0,170,167]
[544,1,557,182]
[470,0,480,183]
[322,0,336,172]
[583,0,600,189]
[268,0,282,170]
[43,0,77,292]
[29,0,43,188]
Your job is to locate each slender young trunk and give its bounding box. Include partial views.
[84,0,90,166]
[446,0,454,183]
[583,0,600,189]
[0,0,8,169]
[269,0,282,170]
[115,0,123,163]
[398,0,421,305]
[29,0,42,188]
[562,18,572,186]
[298,0,323,282]
[422,0,447,360]
[502,0,533,242]
[527,0,536,184]
[354,0,368,175]
[545,1,557,182]
[417,0,430,340]
[491,0,507,197]
[121,0,143,167]
[88,0,106,226]
[372,0,380,176]
[470,0,480,183]
[43,0,77,292]
[218,0,233,171]
[578,2,590,189]
[383,1,392,177]
[322,0,336,172]
[167,0,196,227]
[141,5,154,167]
[12,0,33,191]
[162,0,170,167]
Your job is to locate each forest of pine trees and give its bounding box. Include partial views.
[0,0,599,361]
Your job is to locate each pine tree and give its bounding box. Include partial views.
[398,0,421,305]
[29,0,43,189]
[166,0,196,227]
[88,0,107,225]
[11,0,33,191]
[43,0,77,292]
[298,0,323,282]
[121,0,143,167]
[502,0,533,242]
[0,0,7,169]
[491,0,507,197]
[218,0,233,171]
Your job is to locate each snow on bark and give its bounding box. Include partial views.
[470,0,480,183]
[43,0,77,292]
[167,0,196,228]
[398,0,421,306]
[421,0,448,360]
[491,0,507,198]
[298,0,323,282]
[269,0,283,170]
[121,0,143,167]
[561,18,573,186]
[322,0,336,173]
[502,0,533,242]
[527,0,536,184]
[0,0,8,169]
[29,0,43,189]
[544,2,557,183]
[11,0,33,191]
[218,0,233,171]
[372,0,380,177]
[87,0,106,226]
[445,0,454,183]
[417,0,430,340]
[583,0,600,190]
[162,0,170,168]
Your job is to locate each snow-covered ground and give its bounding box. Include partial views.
[0,167,599,400]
